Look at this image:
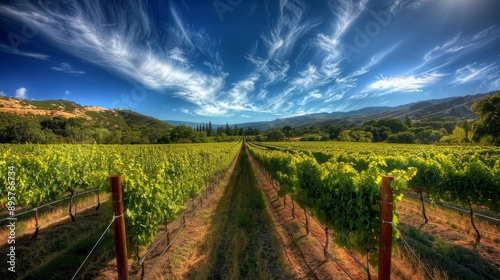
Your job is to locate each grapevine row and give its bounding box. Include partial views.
[0,141,241,253]
[246,141,416,266]
[255,141,500,242]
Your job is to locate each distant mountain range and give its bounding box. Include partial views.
[1,90,497,132]
[229,91,498,130]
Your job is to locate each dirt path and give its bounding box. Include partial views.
[185,147,293,279]
[156,146,354,279]
[114,143,500,280]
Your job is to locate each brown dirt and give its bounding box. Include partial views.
[247,150,370,280]
[115,147,368,280]
[97,145,500,280]
[0,200,112,279]
[396,200,500,279]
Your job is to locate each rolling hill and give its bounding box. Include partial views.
[0,96,174,143]
[236,91,498,130]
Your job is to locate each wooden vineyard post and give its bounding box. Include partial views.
[324,226,329,260]
[110,175,129,280]
[379,176,394,280]
[74,190,78,220]
[32,208,39,239]
[96,188,101,210]
[68,188,76,221]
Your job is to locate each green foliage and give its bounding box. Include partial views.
[0,142,241,252]
[364,118,409,134]
[472,93,500,145]
[0,99,175,144]
[266,129,286,141]
[246,140,500,265]
[247,141,416,264]
[387,131,416,143]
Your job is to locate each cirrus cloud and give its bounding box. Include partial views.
[366,72,445,94]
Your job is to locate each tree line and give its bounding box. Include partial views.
[1,93,498,145]
[249,94,500,145]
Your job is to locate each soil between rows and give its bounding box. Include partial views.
[153,147,353,279]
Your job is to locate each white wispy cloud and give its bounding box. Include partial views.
[324,91,344,102]
[317,0,369,56]
[50,63,85,75]
[262,0,319,60]
[169,47,190,65]
[292,64,324,89]
[365,72,444,95]
[0,0,231,117]
[180,108,191,115]
[452,63,499,88]
[368,44,400,67]
[300,89,322,105]
[0,42,49,60]
[340,42,403,92]
[260,0,371,113]
[65,90,71,95]
[245,55,290,87]
[223,75,259,110]
[167,3,223,68]
[418,25,500,72]
[0,92,5,96]
[15,87,28,99]
[257,89,268,100]
[170,3,193,48]
[242,0,320,96]
[389,0,423,15]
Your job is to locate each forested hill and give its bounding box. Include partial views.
[0,96,173,144]
[238,91,499,130]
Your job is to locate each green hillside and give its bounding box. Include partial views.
[0,96,173,144]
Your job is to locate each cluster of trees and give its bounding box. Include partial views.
[195,122,244,137]
[170,125,240,143]
[471,94,500,145]
[2,93,498,145]
[250,91,500,146]
[256,93,500,145]
[245,94,500,145]
[0,113,172,144]
[253,117,476,144]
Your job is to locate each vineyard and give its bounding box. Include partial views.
[0,141,241,278]
[246,140,500,278]
[1,139,499,279]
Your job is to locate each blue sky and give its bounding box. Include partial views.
[1,0,499,124]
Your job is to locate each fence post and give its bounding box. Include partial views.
[96,188,101,210]
[74,190,78,220]
[324,226,329,260]
[68,188,76,221]
[379,176,394,280]
[32,208,39,239]
[111,175,129,280]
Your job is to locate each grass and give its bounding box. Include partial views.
[237,210,251,228]
[25,233,114,280]
[401,195,500,242]
[0,192,107,244]
[0,199,112,279]
[398,223,500,280]
[185,149,292,280]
